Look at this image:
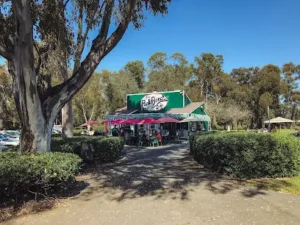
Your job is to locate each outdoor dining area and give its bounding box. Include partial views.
[92,90,212,147]
[106,117,186,146]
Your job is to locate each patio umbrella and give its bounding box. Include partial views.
[111,118,126,125]
[120,119,140,125]
[156,117,180,123]
[80,120,102,126]
[138,118,158,125]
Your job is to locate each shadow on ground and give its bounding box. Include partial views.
[76,142,267,202]
[0,181,89,223]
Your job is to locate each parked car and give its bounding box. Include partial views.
[0,145,7,151]
[53,125,62,133]
[0,134,19,146]
[3,133,19,141]
[0,130,21,137]
[52,129,62,134]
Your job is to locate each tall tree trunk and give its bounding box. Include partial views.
[3,0,133,153]
[10,0,59,153]
[61,63,73,139]
[62,101,73,138]
[291,104,296,121]
[0,102,3,129]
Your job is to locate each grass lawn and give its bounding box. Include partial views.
[246,175,300,195]
[277,129,297,134]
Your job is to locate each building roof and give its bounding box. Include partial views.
[167,102,203,114]
[110,106,137,115]
[264,117,294,124]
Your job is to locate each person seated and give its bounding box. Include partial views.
[112,126,119,136]
[124,131,130,144]
[155,130,162,144]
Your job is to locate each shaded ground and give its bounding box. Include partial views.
[3,142,300,225]
[0,180,89,222]
[247,176,300,195]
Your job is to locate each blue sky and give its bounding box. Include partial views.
[1,0,299,73]
[98,0,300,73]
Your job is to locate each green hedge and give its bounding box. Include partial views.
[190,132,300,179]
[52,136,124,162]
[0,152,81,197]
[93,137,124,162]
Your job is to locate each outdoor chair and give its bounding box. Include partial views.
[138,138,143,146]
[151,137,160,147]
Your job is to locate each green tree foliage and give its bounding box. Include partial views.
[146,52,191,92]
[124,60,146,89]
[73,73,106,125]
[103,70,139,113]
[0,65,19,129]
[188,53,225,103]
[2,45,300,132]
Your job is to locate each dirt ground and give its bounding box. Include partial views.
[3,142,300,225]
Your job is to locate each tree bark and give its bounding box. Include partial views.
[62,101,73,138]
[8,0,60,152]
[2,0,135,153]
[61,64,73,138]
[0,103,3,129]
[291,104,296,120]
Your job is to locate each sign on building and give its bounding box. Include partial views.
[141,93,168,112]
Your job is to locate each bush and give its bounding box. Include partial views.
[190,132,300,179]
[93,137,124,162]
[52,136,124,162]
[0,152,81,197]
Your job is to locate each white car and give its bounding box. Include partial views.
[0,130,20,136]
[0,135,19,146]
[3,133,19,141]
[0,145,7,151]
[52,129,62,134]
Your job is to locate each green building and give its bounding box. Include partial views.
[106,90,211,134]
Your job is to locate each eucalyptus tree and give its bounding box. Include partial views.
[0,0,172,153]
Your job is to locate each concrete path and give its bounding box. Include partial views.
[4,142,300,225]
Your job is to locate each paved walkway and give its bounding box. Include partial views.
[4,142,300,225]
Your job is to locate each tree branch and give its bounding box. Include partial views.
[0,42,13,61]
[42,0,136,118]
[73,0,107,72]
[34,42,42,75]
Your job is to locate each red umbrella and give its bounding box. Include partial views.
[120,119,140,125]
[111,118,126,125]
[138,118,158,125]
[157,117,180,123]
[81,120,102,126]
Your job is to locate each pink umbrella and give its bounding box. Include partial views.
[157,117,180,123]
[138,118,158,125]
[120,119,140,125]
[111,118,126,125]
[81,120,102,126]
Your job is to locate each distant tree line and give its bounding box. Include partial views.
[1,52,299,130]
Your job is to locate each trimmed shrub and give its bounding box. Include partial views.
[93,137,124,162]
[0,152,81,197]
[190,132,300,179]
[52,136,124,162]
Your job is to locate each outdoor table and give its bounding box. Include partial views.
[162,135,169,144]
[130,136,138,145]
